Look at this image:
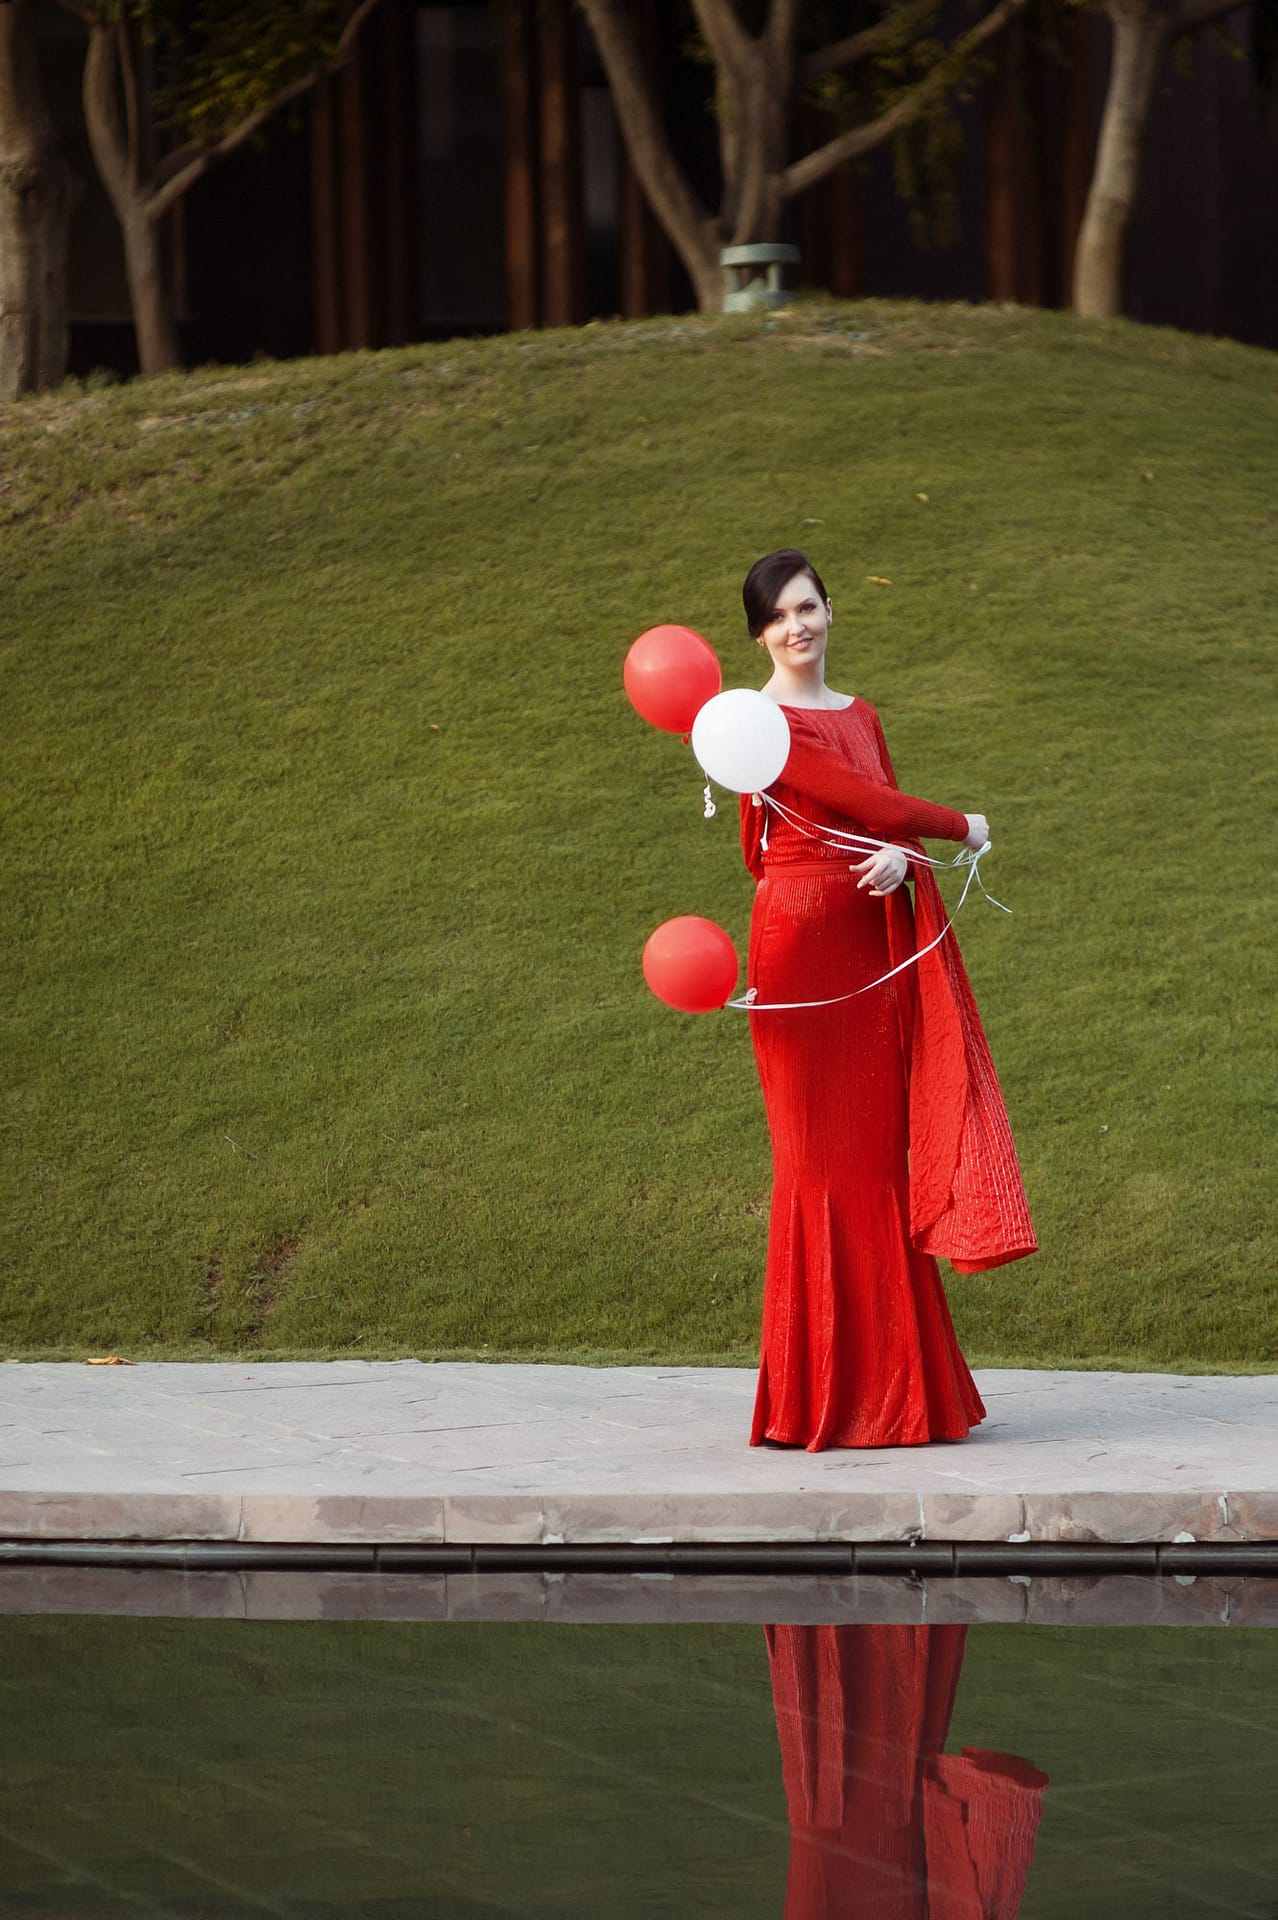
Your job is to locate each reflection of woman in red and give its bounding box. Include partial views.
[766,1624,1048,1920]
[740,551,1036,1451]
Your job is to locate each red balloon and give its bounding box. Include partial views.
[624,625,722,734]
[643,916,739,1014]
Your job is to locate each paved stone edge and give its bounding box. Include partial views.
[1,1485,1276,1545]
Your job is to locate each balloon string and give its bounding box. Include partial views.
[726,805,1008,1013]
[753,793,1011,909]
[754,792,1004,894]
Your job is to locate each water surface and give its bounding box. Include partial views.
[3,1612,1276,1917]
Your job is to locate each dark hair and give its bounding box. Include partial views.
[742,549,830,638]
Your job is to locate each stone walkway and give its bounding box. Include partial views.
[2,1361,1275,1549]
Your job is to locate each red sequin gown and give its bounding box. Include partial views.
[742,701,1036,1451]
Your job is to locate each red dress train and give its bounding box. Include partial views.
[765,1623,1049,1920]
[743,702,1036,1451]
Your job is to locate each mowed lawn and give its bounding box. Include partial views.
[2,301,1274,1367]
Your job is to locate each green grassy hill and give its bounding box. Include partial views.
[2,301,1274,1367]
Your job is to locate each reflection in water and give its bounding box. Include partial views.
[766,1625,1049,1919]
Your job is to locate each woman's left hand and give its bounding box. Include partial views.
[851,847,909,897]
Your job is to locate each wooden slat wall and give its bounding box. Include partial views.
[309,0,418,354]
[985,14,1093,309]
[537,0,586,327]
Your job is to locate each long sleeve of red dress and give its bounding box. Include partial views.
[776,730,969,846]
[740,710,967,881]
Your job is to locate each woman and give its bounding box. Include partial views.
[741,550,1035,1451]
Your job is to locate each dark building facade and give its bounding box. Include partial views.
[54,0,1278,377]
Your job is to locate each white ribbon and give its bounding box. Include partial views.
[727,795,1010,1013]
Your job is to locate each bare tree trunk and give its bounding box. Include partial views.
[727,55,786,245]
[694,1,792,252]
[1072,0,1167,317]
[82,19,180,374]
[0,0,74,398]
[120,202,178,372]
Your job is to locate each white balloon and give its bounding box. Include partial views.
[691,688,791,794]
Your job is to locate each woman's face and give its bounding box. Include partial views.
[758,571,832,673]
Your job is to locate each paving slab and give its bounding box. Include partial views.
[1,1361,1275,1550]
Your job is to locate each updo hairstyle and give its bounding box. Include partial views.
[742,549,830,640]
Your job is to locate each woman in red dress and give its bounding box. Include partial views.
[741,551,1036,1451]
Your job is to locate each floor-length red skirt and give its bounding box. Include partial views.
[748,863,985,1450]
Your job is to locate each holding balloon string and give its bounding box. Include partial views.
[622,551,1036,1452]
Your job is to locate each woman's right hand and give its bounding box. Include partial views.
[963,813,990,851]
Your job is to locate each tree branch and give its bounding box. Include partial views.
[146,64,322,216]
[689,0,753,77]
[730,69,772,240]
[783,0,1029,198]
[81,20,132,220]
[577,0,715,236]
[802,0,943,86]
[717,65,745,233]
[332,0,384,63]
[117,16,141,188]
[727,5,798,246]
[691,0,758,231]
[152,136,200,192]
[144,0,383,221]
[767,0,804,66]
